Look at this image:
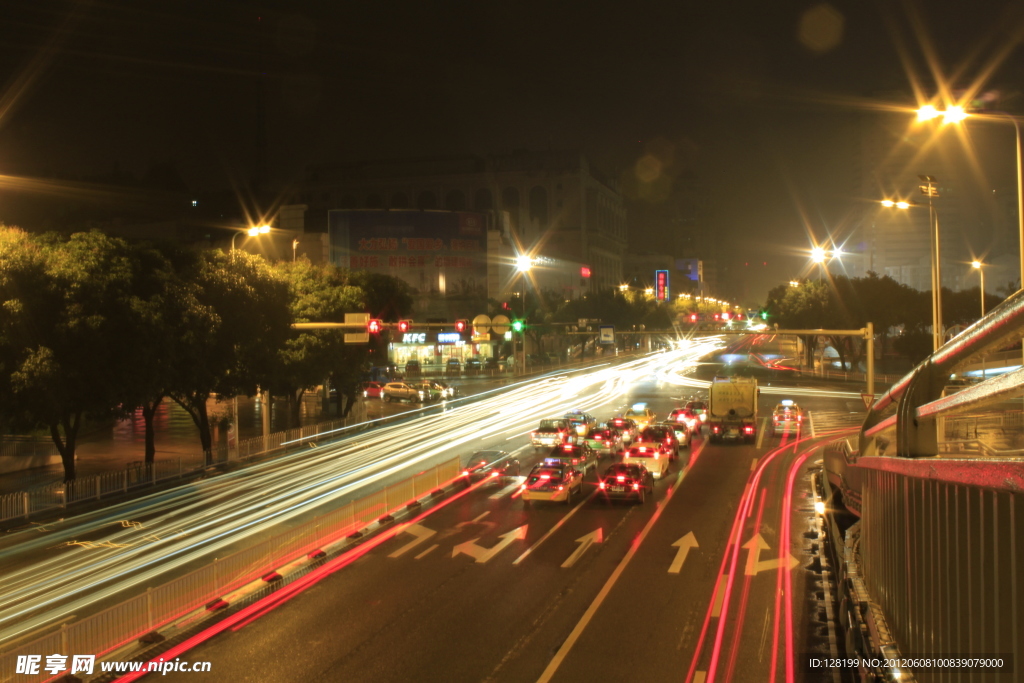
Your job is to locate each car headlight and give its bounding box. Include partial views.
[418,391,424,398]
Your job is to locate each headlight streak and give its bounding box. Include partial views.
[0,347,709,643]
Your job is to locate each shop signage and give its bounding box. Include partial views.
[402,333,427,344]
[437,332,462,344]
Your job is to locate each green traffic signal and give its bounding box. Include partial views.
[511,320,525,332]
[760,310,768,320]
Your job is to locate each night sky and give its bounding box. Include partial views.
[2,0,1024,302]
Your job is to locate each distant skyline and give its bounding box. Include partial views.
[2,0,1024,303]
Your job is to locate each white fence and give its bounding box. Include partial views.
[0,456,462,683]
[0,405,367,524]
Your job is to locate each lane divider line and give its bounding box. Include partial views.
[711,575,729,617]
[755,418,768,448]
[414,544,438,560]
[535,463,690,683]
[513,491,593,566]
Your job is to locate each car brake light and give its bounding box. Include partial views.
[616,475,625,482]
[490,471,499,477]
[638,447,646,452]
[557,485,564,491]
[540,474,551,479]
[654,453,660,460]
[596,435,602,440]
[563,444,573,451]
[599,481,606,489]
[797,415,802,422]
[461,470,469,477]
[632,483,640,490]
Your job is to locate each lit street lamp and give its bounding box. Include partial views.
[916,103,1024,297]
[516,255,532,374]
[973,260,986,316]
[879,191,943,351]
[231,224,272,254]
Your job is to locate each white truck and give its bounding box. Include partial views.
[707,377,759,443]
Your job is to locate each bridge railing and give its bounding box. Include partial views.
[823,289,1024,682]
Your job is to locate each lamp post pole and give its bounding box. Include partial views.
[973,261,986,316]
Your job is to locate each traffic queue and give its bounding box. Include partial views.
[516,404,699,505]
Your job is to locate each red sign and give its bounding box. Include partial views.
[580,266,591,278]
[655,270,669,301]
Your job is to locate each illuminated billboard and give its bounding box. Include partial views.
[328,210,487,296]
[655,270,669,301]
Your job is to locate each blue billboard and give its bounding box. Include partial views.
[328,210,487,296]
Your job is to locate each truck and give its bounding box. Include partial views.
[707,376,759,443]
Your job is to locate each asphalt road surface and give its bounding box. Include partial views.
[139,348,866,683]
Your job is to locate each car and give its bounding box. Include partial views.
[772,399,803,435]
[608,417,638,444]
[433,381,457,399]
[531,418,573,449]
[521,462,585,506]
[415,381,443,402]
[584,426,623,457]
[545,442,598,473]
[461,450,521,485]
[623,403,656,429]
[597,463,654,503]
[563,410,597,436]
[362,381,384,399]
[404,359,422,375]
[657,420,692,450]
[622,443,670,479]
[684,400,709,423]
[465,357,483,371]
[446,358,462,374]
[382,381,425,403]
[639,425,681,459]
[483,356,500,370]
[668,408,701,435]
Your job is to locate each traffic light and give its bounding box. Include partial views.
[367,318,383,334]
[689,313,697,322]
[397,320,412,333]
[760,310,768,320]
[511,320,525,333]
[454,319,468,334]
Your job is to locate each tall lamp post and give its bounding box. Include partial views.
[229,223,272,451]
[516,254,532,375]
[917,105,1024,294]
[880,197,943,351]
[810,246,827,280]
[972,260,986,316]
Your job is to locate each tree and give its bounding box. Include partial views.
[166,250,291,462]
[270,260,366,427]
[0,229,139,480]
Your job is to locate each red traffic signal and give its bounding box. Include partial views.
[398,320,412,333]
[454,319,468,334]
[689,313,697,322]
[367,319,383,334]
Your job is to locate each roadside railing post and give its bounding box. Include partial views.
[22,491,29,518]
[123,470,128,494]
[147,587,154,630]
[96,477,101,501]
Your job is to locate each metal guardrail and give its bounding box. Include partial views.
[0,409,364,524]
[0,456,462,683]
[822,293,1024,681]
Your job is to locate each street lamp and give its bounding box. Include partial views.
[515,255,532,374]
[810,246,827,280]
[880,194,943,350]
[231,224,272,254]
[789,280,800,287]
[972,260,986,316]
[916,104,1024,296]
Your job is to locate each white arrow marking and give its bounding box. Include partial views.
[694,672,707,683]
[490,476,525,499]
[561,528,603,568]
[452,525,528,563]
[414,544,438,560]
[743,533,800,575]
[388,523,437,558]
[667,531,699,574]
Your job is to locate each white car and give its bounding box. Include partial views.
[622,443,670,479]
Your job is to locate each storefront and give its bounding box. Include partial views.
[389,331,498,370]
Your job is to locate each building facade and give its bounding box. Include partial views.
[296,150,627,295]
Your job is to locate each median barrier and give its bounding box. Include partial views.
[0,455,461,683]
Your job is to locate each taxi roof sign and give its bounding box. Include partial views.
[631,403,647,411]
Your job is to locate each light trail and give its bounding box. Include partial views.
[0,344,712,645]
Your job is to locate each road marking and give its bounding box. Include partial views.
[505,428,535,440]
[455,512,496,534]
[711,574,728,617]
[561,528,603,568]
[388,523,437,558]
[809,411,817,438]
[750,457,758,471]
[536,462,689,683]
[694,673,707,683]
[755,418,768,448]
[452,525,528,563]
[668,531,699,574]
[470,511,490,523]
[513,491,593,565]
[490,476,526,499]
[414,543,438,559]
[742,533,800,575]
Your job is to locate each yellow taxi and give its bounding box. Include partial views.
[622,443,670,479]
[772,400,803,436]
[623,403,656,429]
[521,461,585,506]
